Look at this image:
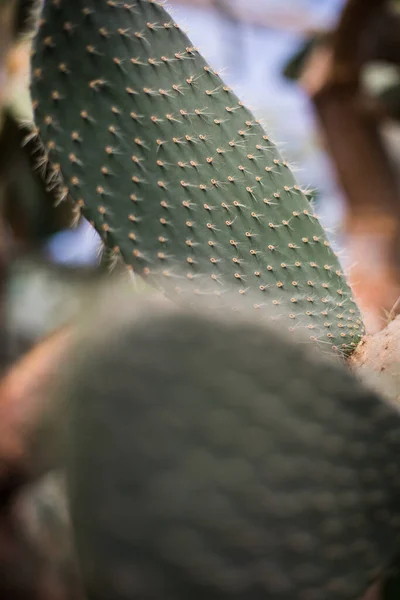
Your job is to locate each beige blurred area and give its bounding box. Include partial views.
[4,41,32,119]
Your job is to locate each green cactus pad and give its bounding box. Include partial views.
[31,0,364,354]
[63,292,400,600]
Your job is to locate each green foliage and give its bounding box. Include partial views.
[30,0,364,355]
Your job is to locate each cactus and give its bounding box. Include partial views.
[30,0,364,356]
[61,287,400,600]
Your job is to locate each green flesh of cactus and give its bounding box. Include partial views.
[30,0,364,355]
[62,292,400,600]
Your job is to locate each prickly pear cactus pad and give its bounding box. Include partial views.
[62,293,400,600]
[31,0,364,355]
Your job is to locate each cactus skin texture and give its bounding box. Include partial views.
[31,0,364,356]
[61,290,400,600]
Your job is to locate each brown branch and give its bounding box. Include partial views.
[314,87,400,218]
[329,0,387,79]
[360,8,400,65]
[308,0,400,221]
